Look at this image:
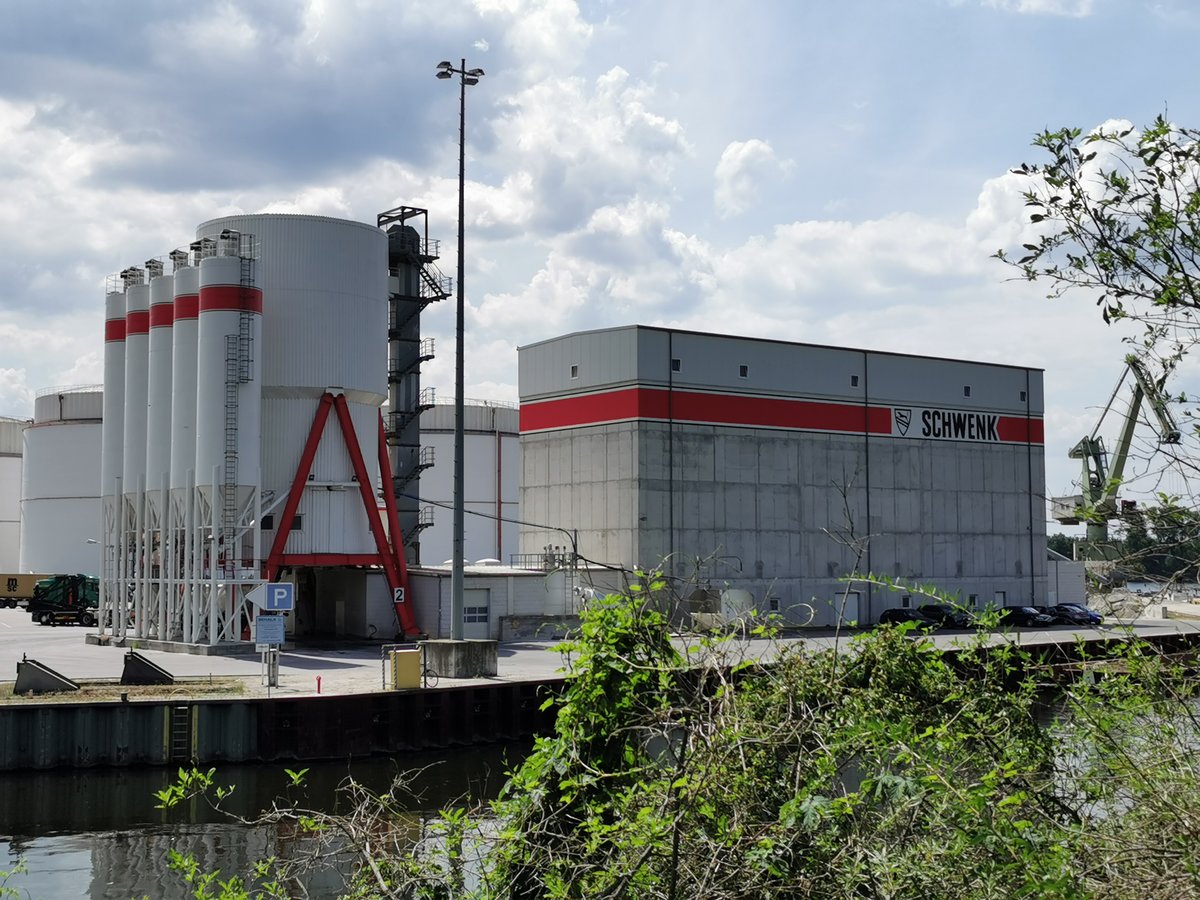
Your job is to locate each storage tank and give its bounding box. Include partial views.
[169,257,202,492]
[194,215,388,559]
[122,273,150,492]
[20,387,103,574]
[194,238,262,576]
[0,417,26,571]
[146,266,175,498]
[99,288,126,502]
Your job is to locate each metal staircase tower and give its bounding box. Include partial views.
[377,206,450,565]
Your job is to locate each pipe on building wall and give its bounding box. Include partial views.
[862,349,873,621]
[667,330,675,577]
[1026,368,1037,603]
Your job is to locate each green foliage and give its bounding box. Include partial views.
[0,858,26,899]
[152,571,1200,898]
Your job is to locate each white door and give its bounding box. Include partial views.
[463,588,491,639]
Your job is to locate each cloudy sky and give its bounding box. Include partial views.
[2,0,1199,527]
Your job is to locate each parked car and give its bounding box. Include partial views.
[917,603,971,628]
[878,607,938,629]
[998,606,1057,628]
[1051,603,1103,626]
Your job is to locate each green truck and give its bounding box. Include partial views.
[27,574,100,626]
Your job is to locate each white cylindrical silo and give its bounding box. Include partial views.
[145,270,174,638]
[122,278,151,491]
[146,272,175,494]
[99,286,126,633]
[196,215,387,559]
[169,265,201,491]
[20,388,103,575]
[195,247,262,574]
[0,417,26,572]
[100,290,126,502]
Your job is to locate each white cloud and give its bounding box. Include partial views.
[982,0,1094,16]
[713,139,792,218]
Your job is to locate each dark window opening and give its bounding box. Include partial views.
[739,364,749,378]
[261,515,302,531]
[671,358,681,372]
[851,374,860,387]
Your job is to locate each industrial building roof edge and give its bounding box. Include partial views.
[517,323,1045,374]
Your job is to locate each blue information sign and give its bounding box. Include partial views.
[255,614,286,645]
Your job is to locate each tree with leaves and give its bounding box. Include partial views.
[997,115,1200,368]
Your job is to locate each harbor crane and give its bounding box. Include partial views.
[1051,354,1182,557]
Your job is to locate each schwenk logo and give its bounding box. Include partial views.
[894,408,912,436]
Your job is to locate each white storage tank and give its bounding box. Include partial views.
[145,266,175,497]
[169,261,201,493]
[122,274,150,493]
[20,387,103,574]
[194,240,262,576]
[99,288,126,502]
[194,215,388,560]
[0,417,26,571]
[418,400,520,565]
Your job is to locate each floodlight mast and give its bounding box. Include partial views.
[435,58,485,641]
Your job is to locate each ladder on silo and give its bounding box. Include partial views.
[220,250,256,566]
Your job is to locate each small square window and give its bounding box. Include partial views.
[738,364,749,378]
[964,385,971,397]
[1020,390,1027,402]
[901,594,911,609]
[570,364,579,378]
[968,593,980,608]
[671,358,681,372]
[851,374,860,387]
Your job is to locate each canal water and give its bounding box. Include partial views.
[1,744,526,899]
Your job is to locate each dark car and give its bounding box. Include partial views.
[917,603,971,628]
[998,605,1057,628]
[1051,603,1103,626]
[878,607,938,628]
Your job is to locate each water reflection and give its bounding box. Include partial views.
[1,744,525,899]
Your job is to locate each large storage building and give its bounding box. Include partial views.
[518,326,1046,625]
[417,400,520,566]
[20,387,103,575]
[0,416,25,571]
[97,211,447,645]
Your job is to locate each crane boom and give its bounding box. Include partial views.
[1051,355,1181,553]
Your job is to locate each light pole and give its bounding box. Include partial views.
[436,58,484,641]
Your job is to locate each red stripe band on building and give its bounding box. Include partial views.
[104,319,126,342]
[173,294,200,320]
[521,387,1044,445]
[125,310,150,336]
[199,285,263,314]
[149,302,175,328]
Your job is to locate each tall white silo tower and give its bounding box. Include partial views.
[168,244,205,642]
[192,232,262,643]
[20,388,103,575]
[99,284,126,632]
[194,214,417,637]
[144,256,178,638]
[0,417,27,571]
[121,270,150,631]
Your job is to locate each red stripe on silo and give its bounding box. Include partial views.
[104,319,126,342]
[199,285,263,313]
[125,310,150,336]
[174,294,200,320]
[149,302,175,328]
[997,416,1045,444]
